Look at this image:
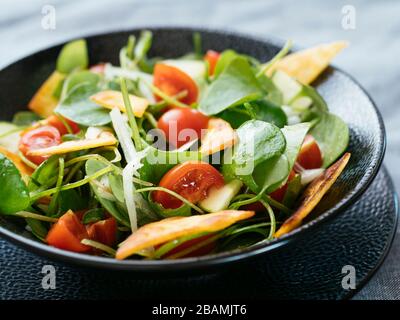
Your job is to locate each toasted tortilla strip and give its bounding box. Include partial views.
[28,71,65,117]
[116,210,254,260]
[28,131,117,156]
[0,146,33,176]
[200,118,238,155]
[90,90,149,117]
[267,41,348,84]
[275,152,350,237]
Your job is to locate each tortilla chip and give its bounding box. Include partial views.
[28,131,117,156]
[90,90,149,118]
[200,118,238,155]
[274,152,350,237]
[116,210,254,260]
[28,71,65,117]
[267,41,348,84]
[0,146,33,176]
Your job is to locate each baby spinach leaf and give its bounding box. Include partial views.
[56,82,111,126]
[219,99,287,129]
[86,159,130,227]
[82,208,105,224]
[56,39,89,74]
[213,49,239,77]
[148,192,191,218]
[28,156,59,192]
[61,70,100,98]
[310,112,349,168]
[26,218,48,241]
[257,74,283,105]
[281,122,311,170]
[199,57,263,115]
[0,154,30,214]
[222,120,286,184]
[12,111,41,126]
[300,85,329,122]
[59,189,88,213]
[283,174,302,210]
[250,154,289,193]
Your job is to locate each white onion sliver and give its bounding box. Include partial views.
[123,162,138,233]
[110,108,137,163]
[301,168,325,186]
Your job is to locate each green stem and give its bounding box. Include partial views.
[259,199,276,239]
[48,157,65,214]
[126,35,136,60]
[143,112,158,128]
[257,39,292,77]
[146,82,190,108]
[14,211,58,223]
[30,165,113,202]
[18,151,38,169]
[135,186,204,214]
[120,77,143,151]
[81,239,116,256]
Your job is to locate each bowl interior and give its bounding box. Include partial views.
[0,27,385,271]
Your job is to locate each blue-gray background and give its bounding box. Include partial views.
[1,0,399,299]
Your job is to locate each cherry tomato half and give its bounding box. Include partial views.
[152,161,224,209]
[204,50,220,76]
[19,125,61,165]
[86,217,117,247]
[47,115,80,136]
[296,134,323,170]
[46,211,90,253]
[153,63,198,106]
[157,108,209,148]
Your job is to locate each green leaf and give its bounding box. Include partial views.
[251,155,289,193]
[148,192,191,218]
[134,30,153,63]
[283,174,302,209]
[310,112,349,168]
[56,82,111,126]
[86,159,130,227]
[199,57,263,115]
[257,74,283,105]
[12,111,41,126]
[56,39,89,74]
[82,208,105,224]
[61,70,100,98]
[0,154,30,214]
[281,122,311,170]
[222,120,286,189]
[59,189,88,212]
[213,49,239,77]
[26,218,48,241]
[28,156,59,192]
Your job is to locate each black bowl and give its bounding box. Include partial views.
[0,27,385,272]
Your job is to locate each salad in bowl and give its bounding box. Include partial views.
[0,31,350,260]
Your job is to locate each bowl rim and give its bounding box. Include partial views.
[0,26,386,271]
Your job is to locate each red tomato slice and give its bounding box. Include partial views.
[204,50,220,76]
[152,161,224,209]
[19,125,61,165]
[153,63,198,105]
[269,170,296,203]
[46,211,90,253]
[157,108,209,148]
[296,134,323,170]
[86,218,117,247]
[47,115,80,135]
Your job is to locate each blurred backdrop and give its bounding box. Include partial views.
[1,0,400,299]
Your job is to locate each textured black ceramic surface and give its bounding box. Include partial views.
[0,27,386,271]
[0,168,396,300]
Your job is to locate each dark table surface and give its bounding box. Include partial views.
[1,0,399,299]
